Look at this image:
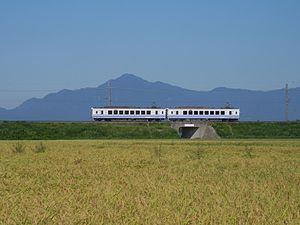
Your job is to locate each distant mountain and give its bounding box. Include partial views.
[0,107,6,113]
[0,73,299,121]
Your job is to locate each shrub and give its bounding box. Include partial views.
[12,142,26,153]
[33,142,47,153]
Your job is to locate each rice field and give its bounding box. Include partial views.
[0,140,299,224]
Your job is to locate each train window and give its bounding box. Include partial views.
[205,111,209,115]
[114,110,118,115]
[136,111,140,115]
[155,111,158,115]
[130,110,134,115]
[236,111,238,115]
[189,110,193,115]
[119,110,123,115]
[229,111,232,115]
[141,111,145,115]
[95,111,98,114]
[221,111,225,115]
[125,110,129,115]
[176,111,179,115]
[194,111,198,115]
[171,111,173,114]
[216,111,220,115]
[108,110,112,115]
[210,111,214,115]
[162,111,164,114]
[147,110,151,115]
[101,110,103,114]
[183,111,187,115]
[200,111,203,115]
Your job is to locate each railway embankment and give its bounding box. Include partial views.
[0,121,178,140]
[0,121,300,140]
[211,121,300,139]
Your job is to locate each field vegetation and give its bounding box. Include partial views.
[212,122,300,139]
[1,121,300,140]
[0,140,299,224]
[0,121,178,140]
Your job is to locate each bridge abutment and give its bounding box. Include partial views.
[171,122,220,139]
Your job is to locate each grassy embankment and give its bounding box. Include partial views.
[212,122,300,139]
[0,140,299,224]
[0,121,178,140]
[1,121,300,140]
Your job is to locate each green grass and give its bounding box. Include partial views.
[1,121,300,140]
[0,121,179,140]
[0,139,299,224]
[212,121,300,139]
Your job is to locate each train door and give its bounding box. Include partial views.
[165,108,169,120]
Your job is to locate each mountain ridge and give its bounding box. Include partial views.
[0,73,299,121]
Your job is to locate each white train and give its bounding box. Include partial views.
[91,106,240,121]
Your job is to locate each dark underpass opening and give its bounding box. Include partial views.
[179,127,199,139]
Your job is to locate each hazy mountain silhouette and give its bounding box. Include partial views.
[0,73,299,121]
[0,107,7,115]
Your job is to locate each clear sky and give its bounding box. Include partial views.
[0,0,300,109]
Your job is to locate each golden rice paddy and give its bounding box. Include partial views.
[0,140,299,224]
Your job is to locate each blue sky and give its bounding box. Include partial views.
[0,0,300,108]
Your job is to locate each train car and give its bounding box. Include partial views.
[167,107,240,121]
[91,106,166,121]
[91,106,240,121]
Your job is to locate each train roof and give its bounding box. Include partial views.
[174,106,239,109]
[92,106,239,109]
[91,106,162,109]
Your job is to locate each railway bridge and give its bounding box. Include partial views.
[171,121,220,139]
